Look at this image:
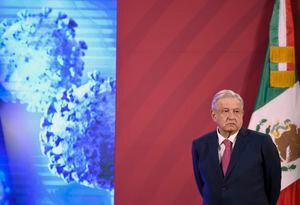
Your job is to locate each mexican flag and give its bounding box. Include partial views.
[248,0,300,204]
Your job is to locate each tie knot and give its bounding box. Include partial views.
[223,139,232,147]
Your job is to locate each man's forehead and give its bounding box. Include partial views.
[216,97,242,107]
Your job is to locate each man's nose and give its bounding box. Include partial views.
[227,111,237,118]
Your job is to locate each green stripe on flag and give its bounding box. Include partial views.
[270,63,278,71]
[269,0,279,71]
[270,0,279,47]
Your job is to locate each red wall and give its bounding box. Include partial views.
[115,0,300,204]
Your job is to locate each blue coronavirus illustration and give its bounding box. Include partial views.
[0,8,87,112]
[0,7,116,194]
[40,72,115,190]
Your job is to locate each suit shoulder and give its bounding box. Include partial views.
[242,128,271,141]
[193,130,216,145]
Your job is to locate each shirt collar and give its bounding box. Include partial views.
[217,128,239,146]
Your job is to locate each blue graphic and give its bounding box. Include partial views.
[0,0,116,204]
[40,72,115,190]
[0,170,11,205]
[0,8,87,112]
[0,118,12,205]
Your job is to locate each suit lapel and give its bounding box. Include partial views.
[209,132,223,180]
[224,128,248,179]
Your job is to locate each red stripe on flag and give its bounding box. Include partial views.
[285,0,294,46]
[277,179,300,205]
[285,0,295,71]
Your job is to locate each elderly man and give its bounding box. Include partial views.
[192,89,281,205]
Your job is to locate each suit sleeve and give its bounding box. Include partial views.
[192,141,204,196]
[262,134,282,205]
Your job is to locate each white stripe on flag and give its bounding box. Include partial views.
[278,0,287,46]
[278,0,287,71]
[278,62,287,71]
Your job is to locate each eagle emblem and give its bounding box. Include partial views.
[256,119,300,171]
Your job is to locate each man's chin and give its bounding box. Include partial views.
[224,127,238,133]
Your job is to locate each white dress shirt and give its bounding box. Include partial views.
[217,128,239,162]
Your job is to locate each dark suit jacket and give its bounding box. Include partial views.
[192,128,281,205]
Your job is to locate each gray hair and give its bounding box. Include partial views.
[211,89,244,111]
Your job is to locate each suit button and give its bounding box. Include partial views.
[222,186,227,191]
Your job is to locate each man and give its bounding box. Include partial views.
[192,89,281,205]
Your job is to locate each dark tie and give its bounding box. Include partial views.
[221,139,232,176]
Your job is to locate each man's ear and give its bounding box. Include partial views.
[211,109,217,122]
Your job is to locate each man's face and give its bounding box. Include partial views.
[211,97,244,137]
